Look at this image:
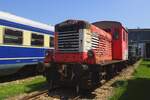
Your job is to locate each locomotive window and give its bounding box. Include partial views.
[123,31,126,41]
[126,33,128,42]
[57,24,78,32]
[113,29,119,40]
[4,28,23,45]
[50,37,54,47]
[31,33,44,46]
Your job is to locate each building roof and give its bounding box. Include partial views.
[128,28,150,43]
[128,28,150,31]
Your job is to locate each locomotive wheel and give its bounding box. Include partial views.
[76,84,81,94]
[48,80,54,90]
[91,71,101,85]
[36,62,45,73]
[45,63,60,89]
[90,65,101,85]
[45,68,54,90]
[106,66,113,80]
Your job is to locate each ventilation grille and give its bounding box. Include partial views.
[58,31,79,52]
[91,33,99,49]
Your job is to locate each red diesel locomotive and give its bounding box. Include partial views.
[44,20,128,93]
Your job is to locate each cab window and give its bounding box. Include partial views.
[50,37,54,47]
[31,33,44,46]
[123,31,126,41]
[126,33,128,42]
[4,28,23,45]
[113,29,119,40]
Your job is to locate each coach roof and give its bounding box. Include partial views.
[0,11,54,34]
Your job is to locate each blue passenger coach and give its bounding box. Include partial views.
[0,11,54,76]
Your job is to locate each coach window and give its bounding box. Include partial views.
[50,37,54,47]
[4,28,23,45]
[113,29,119,40]
[31,33,44,46]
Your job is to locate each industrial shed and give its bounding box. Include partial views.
[128,29,150,59]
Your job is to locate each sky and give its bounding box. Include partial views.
[0,0,149,28]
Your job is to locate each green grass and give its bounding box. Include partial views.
[0,76,47,100]
[134,61,150,78]
[110,60,150,100]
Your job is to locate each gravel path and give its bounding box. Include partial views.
[93,60,141,100]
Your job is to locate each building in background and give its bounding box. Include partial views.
[128,29,150,59]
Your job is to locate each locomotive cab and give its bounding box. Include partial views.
[93,21,128,60]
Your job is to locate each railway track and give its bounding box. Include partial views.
[21,86,81,100]
[21,91,81,100]
[21,90,48,100]
[20,60,141,100]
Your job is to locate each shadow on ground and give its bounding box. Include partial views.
[141,63,150,68]
[140,60,150,67]
[112,78,150,100]
[0,65,42,83]
[25,81,48,93]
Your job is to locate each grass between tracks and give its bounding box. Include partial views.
[110,60,150,100]
[0,75,47,100]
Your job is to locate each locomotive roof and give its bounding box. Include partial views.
[92,21,122,28]
[92,21,128,33]
[56,19,90,27]
[0,11,54,34]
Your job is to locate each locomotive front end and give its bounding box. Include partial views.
[55,20,95,64]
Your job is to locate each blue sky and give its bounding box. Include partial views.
[0,0,149,28]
